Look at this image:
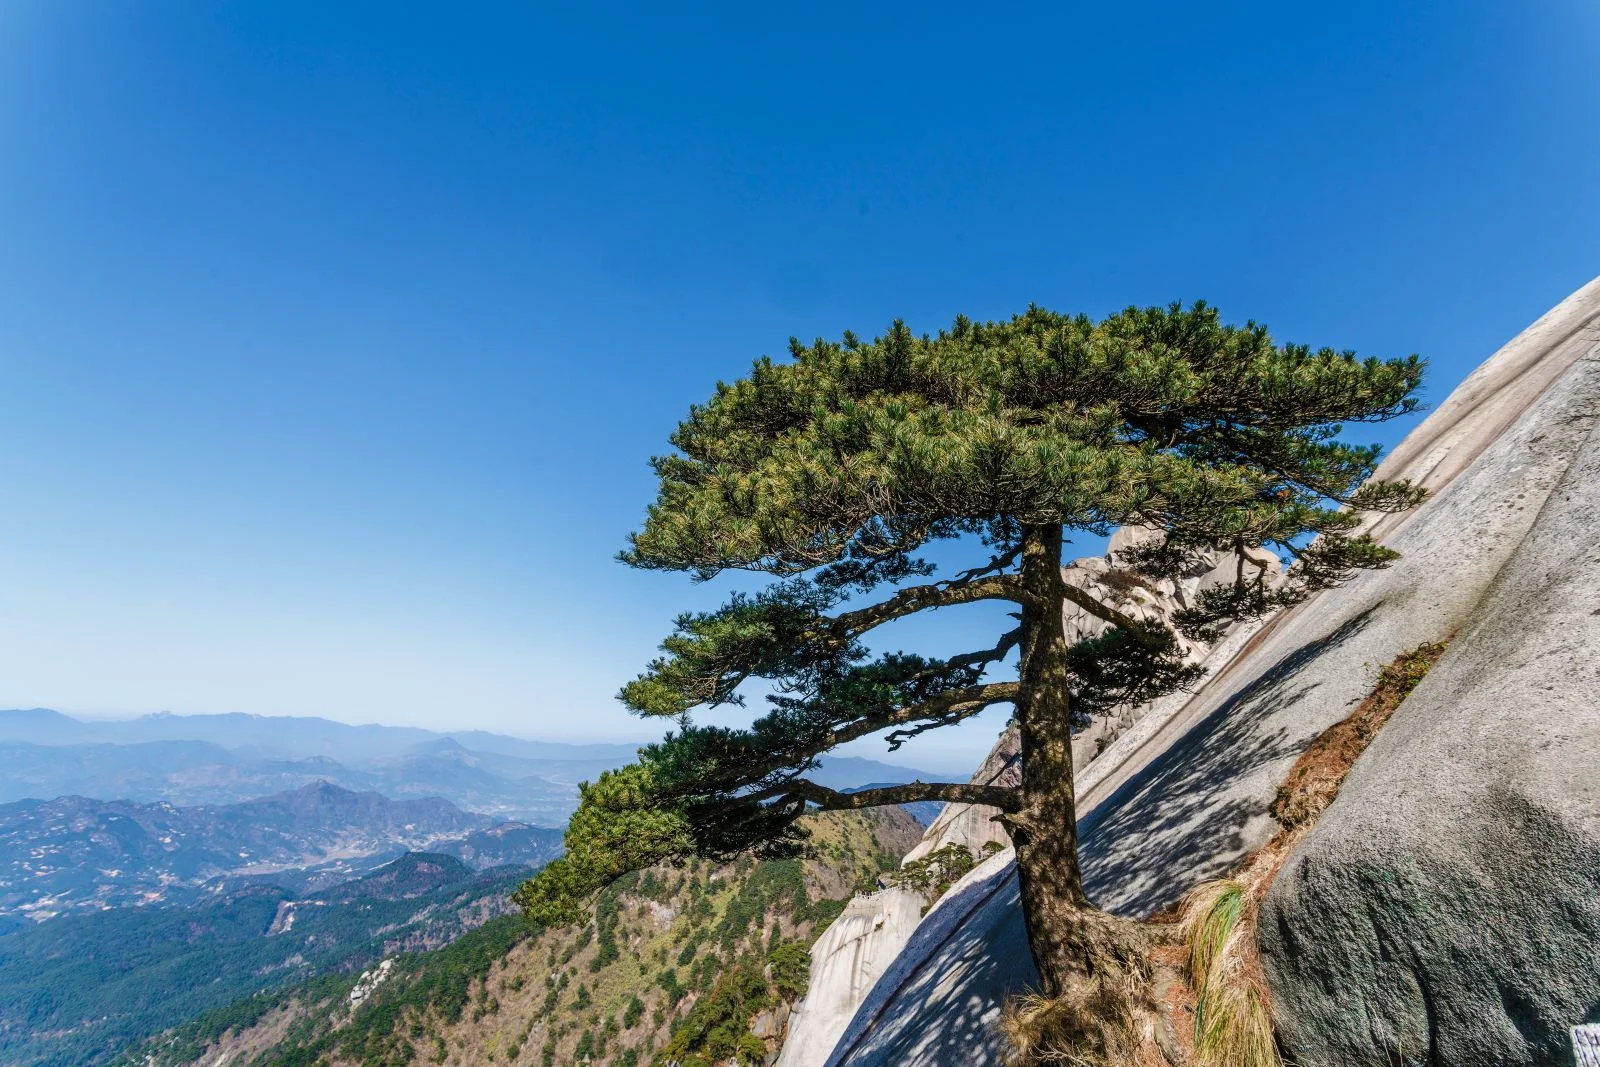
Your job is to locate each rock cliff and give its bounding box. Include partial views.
[788,274,1600,1067]
[773,889,925,1067]
[1259,296,1600,1064]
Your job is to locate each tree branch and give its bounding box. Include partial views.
[825,680,1021,750]
[784,778,1022,813]
[828,573,1029,640]
[949,543,1024,585]
[905,628,1021,686]
[1059,582,1170,648]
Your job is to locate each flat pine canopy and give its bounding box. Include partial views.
[627,303,1422,578]
[516,302,1424,927]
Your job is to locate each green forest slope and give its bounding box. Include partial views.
[126,807,922,1067]
[2,856,531,1067]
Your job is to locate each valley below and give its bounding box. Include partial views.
[0,783,561,921]
[0,708,943,1067]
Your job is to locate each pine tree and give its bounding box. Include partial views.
[516,302,1424,1001]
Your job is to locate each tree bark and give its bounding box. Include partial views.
[785,779,1021,812]
[1011,523,1096,998]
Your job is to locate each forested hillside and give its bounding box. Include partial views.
[0,783,563,920]
[127,807,922,1067]
[0,855,531,1067]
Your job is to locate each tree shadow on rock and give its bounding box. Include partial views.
[823,860,1038,1067]
[1081,608,1377,917]
[819,609,1378,1066]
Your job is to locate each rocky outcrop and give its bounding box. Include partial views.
[774,889,925,1067]
[347,957,396,1009]
[901,728,1021,866]
[1258,339,1600,1063]
[1368,274,1600,505]
[1059,527,1284,769]
[808,275,1600,1067]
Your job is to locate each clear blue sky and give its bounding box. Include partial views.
[1,2,1595,774]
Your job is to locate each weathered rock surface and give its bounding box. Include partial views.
[813,276,1600,1067]
[1259,345,1600,1063]
[774,889,926,1067]
[1369,274,1600,506]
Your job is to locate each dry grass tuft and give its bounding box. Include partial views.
[1177,879,1279,1067]
[1178,880,1243,995]
[1271,641,1447,829]
[1192,971,1278,1067]
[1002,988,1135,1066]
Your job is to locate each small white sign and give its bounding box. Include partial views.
[1575,1024,1600,1067]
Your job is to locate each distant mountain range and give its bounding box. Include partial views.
[0,707,642,762]
[0,709,955,1065]
[0,709,948,824]
[0,782,564,921]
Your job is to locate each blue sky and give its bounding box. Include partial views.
[0,2,1596,774]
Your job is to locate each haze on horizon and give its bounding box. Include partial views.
[1,2,1596,773]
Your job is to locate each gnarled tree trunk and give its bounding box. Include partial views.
[1011,525,1148,1003]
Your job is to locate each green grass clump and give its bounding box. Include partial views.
[1179,879,1279,1067]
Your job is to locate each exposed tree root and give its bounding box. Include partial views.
[999,910,1173,1066]
[999,640,1451,1067]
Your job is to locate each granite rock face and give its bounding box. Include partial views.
[773,889,926,1067]
[812,276,1600,1067]
[1258,351,1600,1065]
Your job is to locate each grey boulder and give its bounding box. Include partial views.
[1258,346,1600,1066]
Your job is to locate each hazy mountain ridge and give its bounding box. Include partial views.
[0,710,635,822]
[320,852,475,902]
[0,708,533,761]
[0,710,954,1065]
[0,710,946,824]
[0,782,564,922]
